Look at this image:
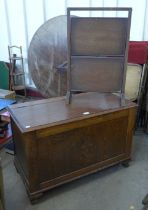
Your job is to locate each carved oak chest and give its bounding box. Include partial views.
[8,92,136,202]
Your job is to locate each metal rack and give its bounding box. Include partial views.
[8,45,26,97]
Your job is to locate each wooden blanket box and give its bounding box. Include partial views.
[8,92,137,202]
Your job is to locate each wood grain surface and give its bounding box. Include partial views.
[9,92,137,201]
[28,15,67,98]
[8,92,135,133]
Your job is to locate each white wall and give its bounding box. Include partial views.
[0,0,148,85]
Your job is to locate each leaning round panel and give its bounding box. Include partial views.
[28,15,67,98]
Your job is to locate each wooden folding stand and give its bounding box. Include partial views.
[66,7,132,105]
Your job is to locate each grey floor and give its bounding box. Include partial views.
[1,130,148,210]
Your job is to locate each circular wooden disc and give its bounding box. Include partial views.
[28,15,67,97]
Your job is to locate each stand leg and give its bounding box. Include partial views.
[121,160,130,167]
[142,204,148,210]
[142,194,148,205]
[30,192,43,204]
[66,91,72,104]
[121,93,125,107]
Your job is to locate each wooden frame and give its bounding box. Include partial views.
[66,7,132,105]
